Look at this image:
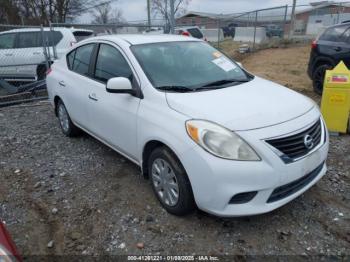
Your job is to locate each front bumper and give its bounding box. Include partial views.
[179,107,329,217]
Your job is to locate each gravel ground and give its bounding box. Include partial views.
[0,98,349,258]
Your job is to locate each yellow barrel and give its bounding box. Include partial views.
[321,61,350,133]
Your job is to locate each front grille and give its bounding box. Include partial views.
[266,119,322,162]
[267,162,324,203]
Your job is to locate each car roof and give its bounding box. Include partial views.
[0,27,92,33]
[88,34,202,45]
[327,22,350,29]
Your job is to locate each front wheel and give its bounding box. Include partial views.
[312,64,332,95]
[148,147,195,216]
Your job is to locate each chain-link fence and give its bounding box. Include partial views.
[175,2,350,52]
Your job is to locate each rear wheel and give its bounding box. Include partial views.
[148,147,195,216]
[37,65,47,80]
[57,100,80,137]
[312,64,332,95]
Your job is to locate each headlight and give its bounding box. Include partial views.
[186,120,260,161]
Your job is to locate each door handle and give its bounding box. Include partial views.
[88,93,98,101]
[58,81,66,87]
[33,52,41,55]
[334,47,342,52]
[4,53,13,56]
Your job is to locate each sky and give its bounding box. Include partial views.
[79,0,350,23]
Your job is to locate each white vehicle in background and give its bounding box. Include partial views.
[0,27,93,82]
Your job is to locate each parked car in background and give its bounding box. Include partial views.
[0,27,93,82]
[222,23,237,38]
[263,24,284,38]
[0,222,21,261]
[47,34,328,217]
[308,22,350,94]
[175,26,206,40]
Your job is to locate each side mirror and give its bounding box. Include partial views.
[236,62,243,68]
[106,77,135,95]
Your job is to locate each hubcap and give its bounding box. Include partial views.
[151,158,179,207]
[58,104,69,133]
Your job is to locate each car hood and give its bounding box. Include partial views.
[165,77,314,131]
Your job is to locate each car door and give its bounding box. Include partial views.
[0,33,17,77]
[61,43,96,129]
[87,43,141,160]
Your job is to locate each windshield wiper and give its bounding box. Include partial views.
[157,86,194,92]
[200,79,250,88]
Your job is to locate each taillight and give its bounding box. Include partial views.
[46,68,52,75]
[182,32,190,37]
[204,37,208,42]
[311,40,318,49]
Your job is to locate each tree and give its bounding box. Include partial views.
[151,0,191,30]
[91,2,124,24]
[0,0,114,25]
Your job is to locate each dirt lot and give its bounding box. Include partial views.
[0,45,350,259]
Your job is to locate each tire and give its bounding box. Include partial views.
[148,147,195,216]
[37,65,47,80]
[312,64,332,95]
[56,100,80,137]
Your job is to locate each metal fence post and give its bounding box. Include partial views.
[49,22,57,59]
[217,19,220,49]
[40,25,50,70]
[283,5,288,39]
[253,10,258,51]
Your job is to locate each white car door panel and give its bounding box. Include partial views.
[0,32,17,76]
[61,43,95,129]
[87,82,141,160]
[86,43,141,159]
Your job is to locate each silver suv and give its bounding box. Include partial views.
[0,27,93,82]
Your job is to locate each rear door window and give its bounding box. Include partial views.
[319,26,349,42]
[70,44,94,76]
[187,28,203,39]
[0,33,16,49]
[94,44,133,83]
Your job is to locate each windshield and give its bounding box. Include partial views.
[131,41,251,91]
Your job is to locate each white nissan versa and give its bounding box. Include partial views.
[46,35,329,217]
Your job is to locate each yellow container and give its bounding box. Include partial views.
[321,61,350,133]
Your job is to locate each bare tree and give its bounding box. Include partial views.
[91,2,124,24]
[0,0,113,25]
[151,0,191,28]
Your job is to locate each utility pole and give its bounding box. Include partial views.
[289,0,297,39]
[170,0,175,34]
[147,0,151,30]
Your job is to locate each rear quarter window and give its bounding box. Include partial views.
[43,31,63,46]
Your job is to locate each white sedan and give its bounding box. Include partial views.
[46,35,329,217]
